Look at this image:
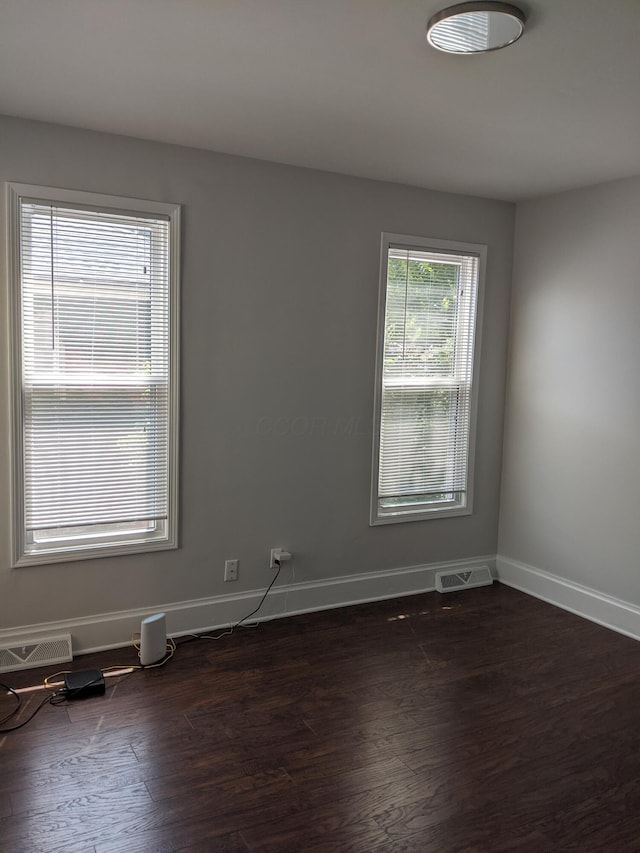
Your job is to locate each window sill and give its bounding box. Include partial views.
[12,536,178,568]
[370,503,472,525]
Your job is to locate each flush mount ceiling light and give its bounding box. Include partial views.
[427,2,526,54]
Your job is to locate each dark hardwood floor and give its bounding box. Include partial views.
[2,582,640,852]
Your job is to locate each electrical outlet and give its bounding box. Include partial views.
[224,559,239,582]
[270,548,281,570]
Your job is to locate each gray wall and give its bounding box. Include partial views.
[0,115,514,632]
[499,177,640,603]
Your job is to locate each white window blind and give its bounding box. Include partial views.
[9,185,179,564]
[371,235,483,524]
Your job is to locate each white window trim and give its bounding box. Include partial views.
[6,183,180,566]
[370,232,486,525]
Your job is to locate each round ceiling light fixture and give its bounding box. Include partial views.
[427,2,526,54]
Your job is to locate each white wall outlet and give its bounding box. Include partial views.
[269,548,292,569]
[224,559,239,582]
[270,548,282,570]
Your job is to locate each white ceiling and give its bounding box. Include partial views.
[1,0,639,201]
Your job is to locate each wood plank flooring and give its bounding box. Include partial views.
[2,582,640,851]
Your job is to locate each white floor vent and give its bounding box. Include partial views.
[436,565,493,593]
[0,633,73,674]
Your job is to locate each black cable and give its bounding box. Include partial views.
[179,562,282,643]
[235,561,282,628]
[0,681,21,726]
[0,691,58,733]
[1,645,172,732]
[1,569,281,730]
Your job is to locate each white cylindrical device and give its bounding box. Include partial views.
[139,612,167,666]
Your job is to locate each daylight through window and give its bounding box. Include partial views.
[8,184,179,564]
[371,234,484,524]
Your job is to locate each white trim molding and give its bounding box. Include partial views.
[0,555,495,657]
[370,233,487,526]
[496,555,640,642]
[6,182,180,566]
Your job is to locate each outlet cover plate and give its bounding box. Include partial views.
[224,559,239,581]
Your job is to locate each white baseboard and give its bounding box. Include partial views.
[496,555,640,642]
[0,555,496,657]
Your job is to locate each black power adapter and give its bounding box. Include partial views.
[63,669,106,700]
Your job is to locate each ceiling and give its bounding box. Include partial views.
[1,0,639,201]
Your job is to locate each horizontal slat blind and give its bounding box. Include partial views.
[19,201,170,535]
[379,247,478,503]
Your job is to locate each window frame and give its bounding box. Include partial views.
[6,183,180,566]
[370,232,486,525]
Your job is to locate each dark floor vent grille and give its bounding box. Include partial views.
[436,566,493,593]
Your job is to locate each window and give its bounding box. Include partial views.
[371,233,485,524]
[7,184,180,565]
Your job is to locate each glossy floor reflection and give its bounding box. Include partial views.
[2,583,640,851]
